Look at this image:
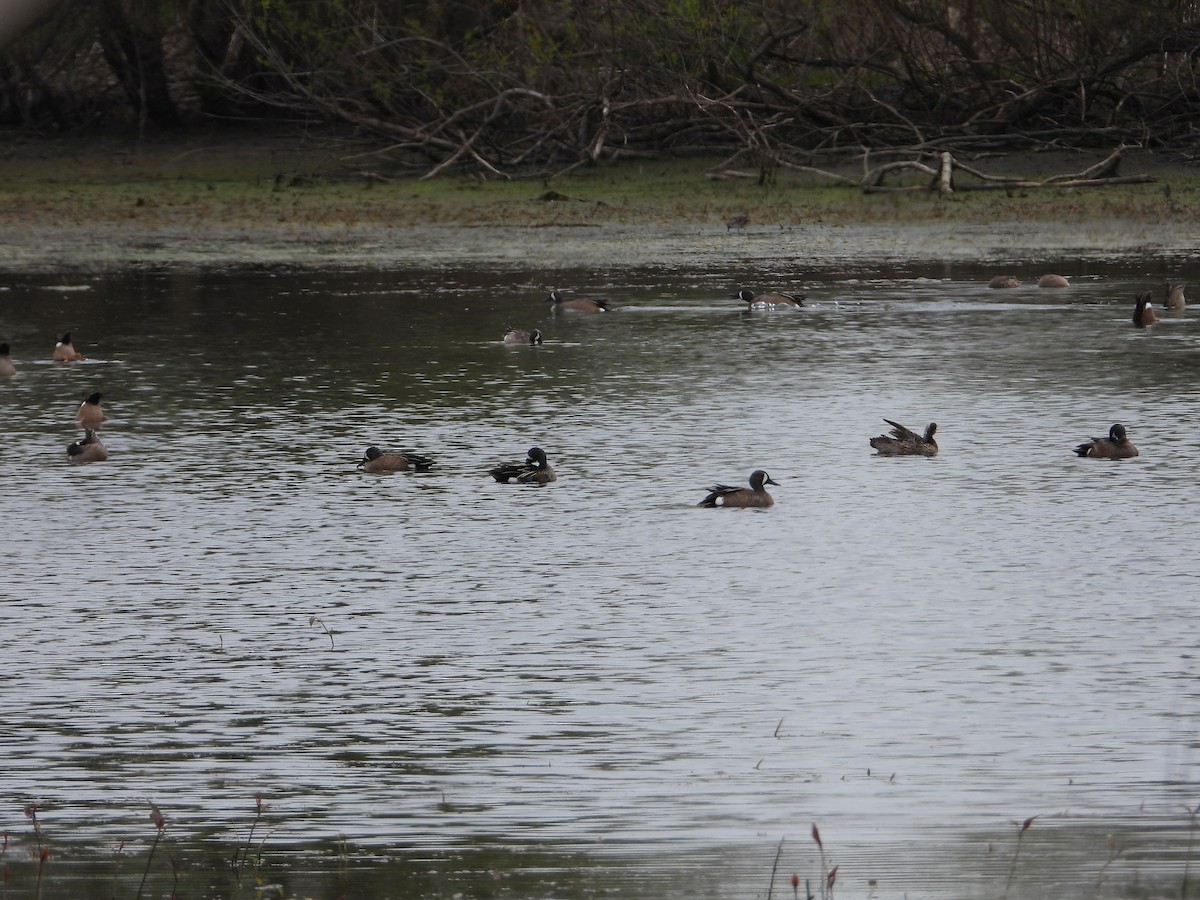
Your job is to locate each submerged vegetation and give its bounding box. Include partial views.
[3,801,1199,899]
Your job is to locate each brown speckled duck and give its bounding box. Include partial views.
[870,419,939,456]
[503,327,543,346]
[1074,424,1138,459]
[358,446,435,473]
[1164,283,1186,311]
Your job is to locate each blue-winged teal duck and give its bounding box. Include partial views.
[503,327,543,346]
[67,429,108,463]
[75,392,106,430]
[489,446,556,484]
[0,343,15,377]
[726,214,750,232]
[358,446,435,473]
[1133,292,1159,327]
[53,332,85,361]
[870,419,939,456]
[989,275,1021,288]
[698,469,778,508]
[1165,283,1186,310]
[1038,274,1070,288]
[547,291,608,314]
[734,289,805,309]
[1074,424,1138,459]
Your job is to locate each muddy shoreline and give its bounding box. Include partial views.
[2,136,1197,273]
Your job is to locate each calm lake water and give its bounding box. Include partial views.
[0,242,1198,899]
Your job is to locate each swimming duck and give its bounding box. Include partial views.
[75,392,106,430]
[1074,424,1138,459]
[870,419,939,456]
[67,430,108,463]
[1038,274,1070,288]
[988,275,1021,289]
[547,291,608,314]
[1164,283,1186,310]
[698,469,778,508]
[503,327,543,346]
[358,446,435,473]
[53,332,86,361]
[0,343,15,377]
[1133,292,1159,327]
[489,446,556,484]
[734,289,805,309]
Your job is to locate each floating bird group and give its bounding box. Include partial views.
[3,273,1174,488]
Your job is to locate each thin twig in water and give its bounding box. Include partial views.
[1005,816,1035,895]
[766,837,785,900]
[135,804,166,900]
[309,615,334,649]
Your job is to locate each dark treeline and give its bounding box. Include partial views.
[2,0,1199,175]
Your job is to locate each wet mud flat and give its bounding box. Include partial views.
[1,135,1197,273]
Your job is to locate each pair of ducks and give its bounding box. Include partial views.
[507,290,806,340]
[68,392,108,462]
[868,418,1138,460]
[1133,284,1187,327]
[0,333,90,375]
[357,445,558,484]
[0,333,87,376]
[360,444,781,507]
[989,274,1073,289]
[502,291,610,344]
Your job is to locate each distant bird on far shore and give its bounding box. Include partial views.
[53,332,86,361]
[1164,283,1186,310]
[67,430,107,463]
[726,214,750,232]
[0,343,15,376]
[1133,292,1159,327]
[1074,424,1138,459]
[75,392,106,430]
[988,275,1021,289]
[1038,274,1070,288]
[870,419,939,456]
[503,327,543,346]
